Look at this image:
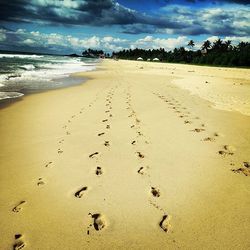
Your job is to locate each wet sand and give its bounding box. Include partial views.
[0,60,250,249]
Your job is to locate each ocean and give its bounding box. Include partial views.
[0,52,98,101]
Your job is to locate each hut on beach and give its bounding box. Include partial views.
[137,57,143,61]
[153,58,160,61]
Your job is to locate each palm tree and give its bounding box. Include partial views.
[225,40,232,50]
[212,38,223,51]
[187,40,195,50]
[201,40,211,50]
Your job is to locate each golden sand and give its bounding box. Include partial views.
[0,60,250,249]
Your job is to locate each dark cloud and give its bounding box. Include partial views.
[0,0,249,37]
[121,24,156,34]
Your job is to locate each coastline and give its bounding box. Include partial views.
[0,59,250,249]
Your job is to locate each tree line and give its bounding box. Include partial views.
[112,39,250,67]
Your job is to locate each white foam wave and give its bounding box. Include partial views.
[0,54,44,58]
[0,91,24,101]
[20,64,36,70]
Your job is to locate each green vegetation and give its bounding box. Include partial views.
[112,39,250,67]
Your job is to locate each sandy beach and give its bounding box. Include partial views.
[0,60,250,249]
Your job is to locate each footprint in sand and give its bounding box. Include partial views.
[151,187,160,197]
[37,178,45,186]
[218,145,235,156]
[138,167,144,174]
[131,140,136,145]
[89,213,106,231]
[98,132,105,136]
[184,120,192,124]
[231,162,250,176]
[104,141,110,147]
[102,119,108,122]
[137,152,145,158]
[45,161,52,167]
[192,128,205,133]
[96,167,103,176]
[106,125,110,129]
[12,201,26,213]
[89,152,99,158]
[57,149,63,154]
[159,215,171,232]
[13,234,25,250]
[75,187,88,198]
[59,139,64,144]
[203,137,215,142]
[214,132,220,137]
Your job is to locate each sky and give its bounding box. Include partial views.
[0,0,249,54]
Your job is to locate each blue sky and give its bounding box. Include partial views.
[0,0,249,54]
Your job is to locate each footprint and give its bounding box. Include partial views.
[218,145,235,156]
[89,213,106,231]
[131,140,136,145]
[12,201,26,213]
[151,187,160,197]
[192,128,205,133]
[184,120,192,124]
[224,145,235,153]
[37,178,45,186]
[159,215,171,232]
[96,167,103,176]
[59,139,64,144]
[13,234,25,250]
[75,187,88,198]
[104,141,110,147]
[106,125,110,129]
[231,162,250,176]
[57,149,63,154]
[232,168,250,176]
[45,161,52,167]
[138,167,144,174]
[102,119,108,122]
[137,152,145,158]
[89,152,99,158]
[203,137,215,142]
[243,162,250,168]
[98,132,105,136]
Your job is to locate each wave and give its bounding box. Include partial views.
[0,91,24,101]
[0,54,44,59]
[0,53,97,101]
[19,64,36,70]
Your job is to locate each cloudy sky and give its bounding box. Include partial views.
[0,0,249,54]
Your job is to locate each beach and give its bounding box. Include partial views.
[0,59,250,249]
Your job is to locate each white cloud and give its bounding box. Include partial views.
[0,29,6,42]
[22,39,36,45]
[133,36,189,50]
[1,27,249,54]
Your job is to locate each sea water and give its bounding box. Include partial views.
[0,52,98,101]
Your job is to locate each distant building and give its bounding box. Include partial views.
[153,58,160,61]
[147,58,151,61]
[137,57,143,61]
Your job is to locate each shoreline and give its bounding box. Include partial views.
[0,73,90,109]
[0,59,250,249]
